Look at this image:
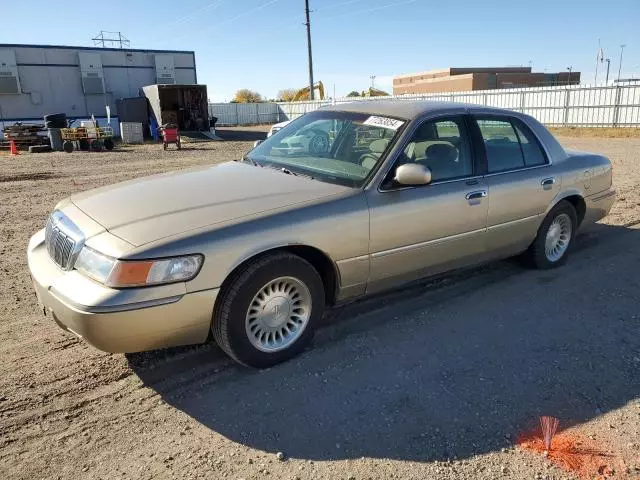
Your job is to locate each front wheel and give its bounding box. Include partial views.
[212,253,325,368]
[525,200,577,269]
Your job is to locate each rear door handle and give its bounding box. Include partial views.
[541,177,556,190]
[465,190,488,200]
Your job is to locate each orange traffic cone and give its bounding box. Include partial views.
[9,140,19,155]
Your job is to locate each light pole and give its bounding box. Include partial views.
[566,66,573,85]
[304,0,314,100]
[605,58,611,84]
[617,44,626,82]
[370,75,376,88]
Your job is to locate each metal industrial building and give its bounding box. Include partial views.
[0,43,197,128]
[393,67,581,95]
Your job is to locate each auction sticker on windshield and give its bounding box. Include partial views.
[362,116,404,130]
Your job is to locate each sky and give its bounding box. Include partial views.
[1,0,639,102]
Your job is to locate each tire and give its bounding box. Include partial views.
[525,200,578,269]
[63,141,74,153]
[90,140,103,152]
[44,113,67,129]
[79,139,90,151]
[103,137,114,151]
[212,253,325,368]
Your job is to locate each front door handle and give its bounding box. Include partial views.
[465,190,488,200]
[541,177,556,190]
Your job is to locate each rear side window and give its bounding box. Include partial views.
[476,118,524,172]
[512,121,547,166]
[476,117,548,172]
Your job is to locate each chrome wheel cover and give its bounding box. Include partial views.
[545,213,572,262]
[245,276,312,353]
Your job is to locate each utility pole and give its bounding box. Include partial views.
[617,44,626,82]
[605,58,611,84]
[304,0,315,100]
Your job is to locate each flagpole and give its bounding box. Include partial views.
[595,39,602,85]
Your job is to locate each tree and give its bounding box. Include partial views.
[346,91,360,97]
[233,89,263,103]
[277,88,298,102]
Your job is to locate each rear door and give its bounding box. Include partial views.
[472,115,560,253]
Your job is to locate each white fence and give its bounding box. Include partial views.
[209,83,640,128]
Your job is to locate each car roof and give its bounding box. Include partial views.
[321,100,505,120]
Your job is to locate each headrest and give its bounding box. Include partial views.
[425,142,458,162]
[369,139,389,154]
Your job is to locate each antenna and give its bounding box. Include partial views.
[370,75,376,88]
[92,31,130,49]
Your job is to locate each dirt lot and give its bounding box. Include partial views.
[1,129,639,480]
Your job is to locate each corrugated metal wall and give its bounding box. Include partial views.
[209,83,640,127]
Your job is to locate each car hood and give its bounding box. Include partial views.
[69,161,350,246]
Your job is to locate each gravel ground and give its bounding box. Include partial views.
[0,130,639,480]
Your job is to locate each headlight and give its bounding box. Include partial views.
[74,247,203,287]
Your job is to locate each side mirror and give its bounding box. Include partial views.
[253,140,263,148]
[394,163,432,186]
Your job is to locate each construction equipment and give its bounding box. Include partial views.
[361,87,390,97]
[292,81,325,101]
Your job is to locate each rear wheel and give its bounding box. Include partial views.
[525,200,577,269]
[63,141,74,153]
[90,140,103,152]
[103,137,114,151]
[212,253,325,368]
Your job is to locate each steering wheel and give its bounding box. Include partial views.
[308,131,330,154]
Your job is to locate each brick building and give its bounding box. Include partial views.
[393,67,580,95]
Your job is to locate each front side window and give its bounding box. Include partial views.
[396,116,473,183]
[247,111,405,187]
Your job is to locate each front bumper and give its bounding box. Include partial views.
[28,229,218,353]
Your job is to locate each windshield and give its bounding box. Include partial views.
[247,110,405,187]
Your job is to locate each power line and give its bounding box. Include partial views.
[173,0,282,41]
[319,0,369,12]
[165,0,226,28]
[316,0,419,20]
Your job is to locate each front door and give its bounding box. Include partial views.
[366,115,488,293]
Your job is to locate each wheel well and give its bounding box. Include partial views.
[219,246,339,307]
[562,195,586,226]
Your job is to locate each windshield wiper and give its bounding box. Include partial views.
[280,167,314,180]
[242,155,261,167]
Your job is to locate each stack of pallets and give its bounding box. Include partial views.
[0,123,47,150]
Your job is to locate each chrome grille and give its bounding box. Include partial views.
[45,211,85,270]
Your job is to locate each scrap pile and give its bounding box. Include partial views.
[1,123,48,150]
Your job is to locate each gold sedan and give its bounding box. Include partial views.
[28,101,615,367]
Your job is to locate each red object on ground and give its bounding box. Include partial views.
[161,128,179,143]
[10,140,19,155]
[160,125,181,150]
[518,430,624,479]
